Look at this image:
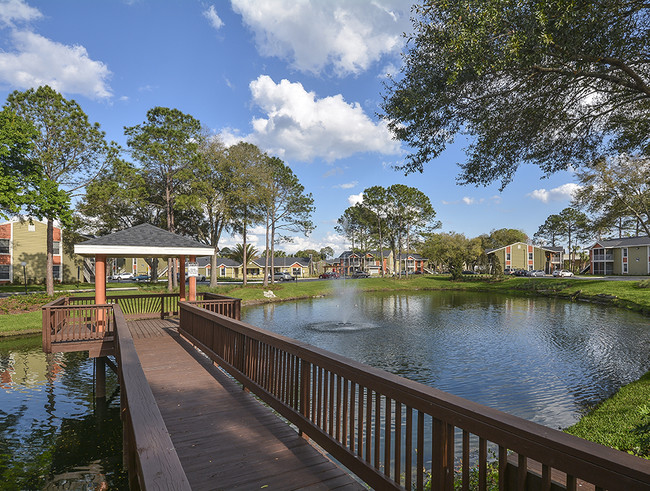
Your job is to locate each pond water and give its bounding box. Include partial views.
[1,291,648,488]
[0,335,127,489]
[242,290,650,430]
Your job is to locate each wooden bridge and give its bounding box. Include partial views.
[42,293,650,490]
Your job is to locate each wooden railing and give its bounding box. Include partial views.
[179,302,650,491]
[187,292,241,320]
[68,292,206,320]
[42,297,115,354]
[112,303,191,490]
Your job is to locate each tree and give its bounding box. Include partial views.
[533,216,564,247]
[261,156,314,285]
[226,142,266,286]
[384,184,439,277]
[335,205,376,252]
[360,186,389,276]
[572,155,650,238]
[227,243,258,276]
[556,208,591,271]
[193,134,232,287]
[0,107,39,218]
[484,229,528,249]
[319,246,334,259]
[382,1,650,188]
[419,232,481,278]
[7,86,113,295]
[125,107,202,290]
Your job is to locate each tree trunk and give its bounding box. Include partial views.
[263,213,270,287]
[211,248,218,288]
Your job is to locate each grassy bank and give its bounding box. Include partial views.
[565,371,650,459]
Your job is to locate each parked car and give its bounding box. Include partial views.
[553,269,574,277]
[111,272,134,281]
[511,269,528,277]
[351,270,370,278]
[134,274,150,282]
[527,270,545,277]
[319,271,339,279]
[269,272,294,281]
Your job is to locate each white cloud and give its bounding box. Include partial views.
[462,197,484,205]
[322,167,344,178]
[0,30,112,99]
[231,0,410,76]
[334,181,358,189]
[203,5,224,30]
[348,192,363,205]
[0,0,41,26]
[219,127,244,147]
[245,75,400,161]
[527,183,581,203]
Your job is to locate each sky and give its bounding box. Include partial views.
[0,0,581,256]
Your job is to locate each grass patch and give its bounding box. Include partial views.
[0,310,42,335]
[565,371,650,459]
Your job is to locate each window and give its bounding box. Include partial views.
[53,241,61,255]
[623,262,628,274]
[292,268,301,277]
[0,265,10,280]
[53,265,61,280]
[506,253,511,261]
[528,252,533,261]
[623,248,628,258]
[0,239,9,254]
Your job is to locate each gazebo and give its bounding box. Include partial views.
[74,223,214,304]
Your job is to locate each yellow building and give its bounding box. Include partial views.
[0,219,83,284]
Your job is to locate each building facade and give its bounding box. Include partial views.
[486,242,564,273]
[0,219,81,284]
[588,236,650,275]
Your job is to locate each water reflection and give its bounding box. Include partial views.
[242,291,650,430]
[0,335,127,489]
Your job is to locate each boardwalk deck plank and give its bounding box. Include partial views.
[129,318,363,490]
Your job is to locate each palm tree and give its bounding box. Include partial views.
[228,244,258,277]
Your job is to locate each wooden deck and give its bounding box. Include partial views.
[128,318,364,490]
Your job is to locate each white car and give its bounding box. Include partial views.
[113,272,134,281]
[553,269,574,277]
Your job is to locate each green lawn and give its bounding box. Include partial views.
[566,371,650,459]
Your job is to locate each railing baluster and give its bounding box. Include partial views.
[365,389,372,463]
[542,463,551,491]
[384,396,391,479]
[394,402,401,486]
[417,410,424,490]
[374,392,381,470]
[517,453,526,491]
[405,406,413,489]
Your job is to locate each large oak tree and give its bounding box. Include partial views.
[382,0,650,188]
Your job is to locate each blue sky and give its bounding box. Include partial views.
[0,0,580,255]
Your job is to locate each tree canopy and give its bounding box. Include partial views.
[382,0,650,188]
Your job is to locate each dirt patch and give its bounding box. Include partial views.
[0,294,55,315]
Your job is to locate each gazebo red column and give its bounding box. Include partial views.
[179,255,186,301]
[95,254,106,331]
[95,254,107,304]
[188,255,196,301]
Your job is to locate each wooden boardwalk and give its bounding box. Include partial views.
[129,318,364,490]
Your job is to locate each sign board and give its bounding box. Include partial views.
[187,262,199,277]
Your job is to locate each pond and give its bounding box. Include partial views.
[242,289,650,430]
[0,335,127,489]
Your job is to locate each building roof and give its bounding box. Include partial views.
[74,223,214,258]
[196,256,241,267]
[485,242,563,254]
[588,236,650,249]
[252,256,310,268]
[396,253,426,260]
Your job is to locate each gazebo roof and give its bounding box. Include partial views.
[74,223,214,258]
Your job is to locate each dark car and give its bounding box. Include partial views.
[319,271,339,279]
[134,274,150,282]
[351,270,370,278]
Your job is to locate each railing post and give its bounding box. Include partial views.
[235,299,241,321]
[300,360,312,437]
[161,295,165,319]
[42,305,51,353]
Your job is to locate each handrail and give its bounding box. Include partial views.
[113,303,191,490]
[179,302,650,491]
